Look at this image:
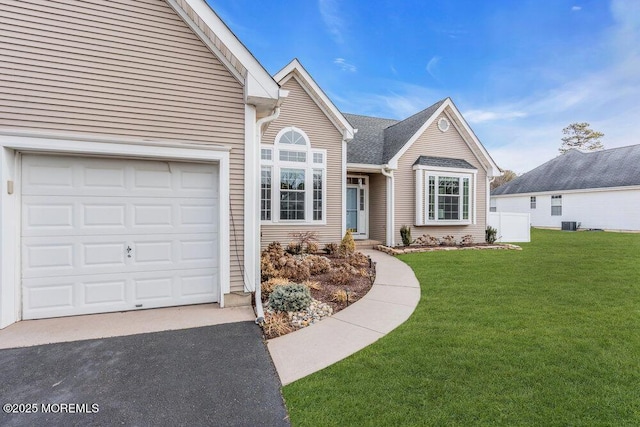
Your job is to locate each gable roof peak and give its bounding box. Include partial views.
[274,59,355,140]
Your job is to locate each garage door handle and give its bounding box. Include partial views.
[126,246,132,258]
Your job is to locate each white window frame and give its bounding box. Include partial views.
[530,196,537,209]
[490,198,497,212]
[414,165,477,226]
[260,127,326,225]
[551,195,562,216]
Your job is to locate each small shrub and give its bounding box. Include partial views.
[400,225,412,246]
[346,252,370,269]
[331,289,355,304]
[324,242,338,255]
[415,234,439,246]
[262,312,293,338]
[330,268,352,287]
[441,235,456,246]
[268,283,312,313]
[302,255,331,275]
[486,226,498,244]
[306,241,319,254]
[260,242,310,282]
[286,241,302,255]
[339,230,356,256]
[289,231,319,253]
[461,234,474,246]
[261,277,290,300]
[303,280,323,291]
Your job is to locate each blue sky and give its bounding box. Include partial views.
[208,0,639,173]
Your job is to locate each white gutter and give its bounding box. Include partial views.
[253,107,280,324]
[381,165,395,246]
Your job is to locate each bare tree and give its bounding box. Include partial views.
[559,122,604,154]
[491,169,517,190]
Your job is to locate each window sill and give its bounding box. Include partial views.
[415,220,472,226]
[261,220,327,226]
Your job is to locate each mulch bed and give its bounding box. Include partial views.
[377,243,522,255]
[308,254,376,313]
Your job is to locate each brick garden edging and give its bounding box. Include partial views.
[375,243,522,256]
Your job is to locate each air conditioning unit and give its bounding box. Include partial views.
[561,221,577,231]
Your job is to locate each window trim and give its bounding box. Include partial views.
[530,196,536,209]
[260,126,326,225]
[414,165,477,226]
[551,194,562,216]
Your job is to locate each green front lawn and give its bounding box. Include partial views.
[283,229,640,426]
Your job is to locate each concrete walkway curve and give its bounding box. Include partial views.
[267,249,421,385]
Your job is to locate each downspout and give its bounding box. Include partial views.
[381,165,395,247]
[253,107,280,324]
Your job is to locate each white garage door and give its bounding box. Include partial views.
[21,154,220,320]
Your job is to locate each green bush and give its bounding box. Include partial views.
[268,283,312,313]
[486,226,498,244]
[400,225,412,246]
[339,230,355,256]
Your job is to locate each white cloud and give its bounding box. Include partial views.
[426,56,441,80]
[333,58,357,72]
[464,110,527,123]
[318,0,345,44]
[572,6,582,11]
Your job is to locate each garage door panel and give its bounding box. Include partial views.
[22,197,218,237]
[22,268,218,319]
[22,233,218,278]
[22,155,218,198]
[21,154,220,319]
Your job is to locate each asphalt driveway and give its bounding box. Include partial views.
[0,322,289,427]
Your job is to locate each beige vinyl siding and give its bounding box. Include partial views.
[394,112,488,244]
[368,173,387,242]
[0,0,247,292]
[261,77,344,248]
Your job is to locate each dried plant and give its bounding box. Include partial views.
[262,312,293,339]
[415,234,440,246]
[306,241,319,254]
[288,231,319,253]
[286,241,302,255]
[441,235,457,246]
[331,289,355,304]
[324,242,338,255]
[461,234,474,246]
[303,280,323,291]
[330,267,352,287]
[302,255,331,275]
[261,242,310,282]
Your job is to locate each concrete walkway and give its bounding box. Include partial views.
[267,249,421,385]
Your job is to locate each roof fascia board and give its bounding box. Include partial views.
[347,163,383,172]
[491,184,640,198]
[275,59,356,140]
[173,0,280,102]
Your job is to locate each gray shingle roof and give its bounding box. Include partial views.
[414,156,477,170]
[492,145,640,195]
[344,99,446,165]
[344,114,398,165]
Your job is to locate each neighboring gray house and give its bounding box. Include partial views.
[491,145,640,231]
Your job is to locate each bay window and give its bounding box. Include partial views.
[261,127,326,223]
[414,162,477,225]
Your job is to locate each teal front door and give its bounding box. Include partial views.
[346,180,367,237]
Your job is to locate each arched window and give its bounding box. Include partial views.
[261,127,326,223]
